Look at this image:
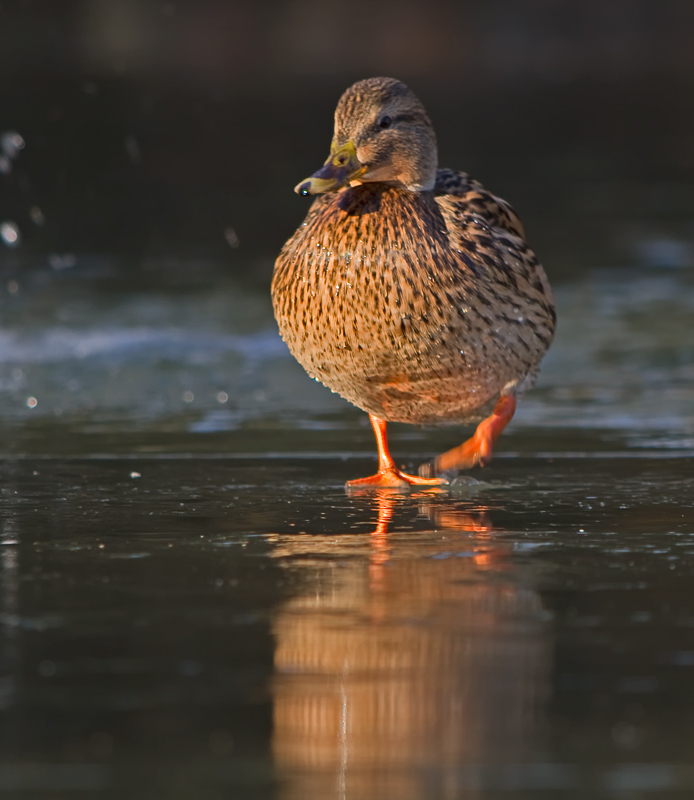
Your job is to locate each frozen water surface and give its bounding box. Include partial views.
[0,257,693,799]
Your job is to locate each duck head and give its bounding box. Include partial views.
[295,77,438,196]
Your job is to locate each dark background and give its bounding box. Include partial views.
[1,0,693,278]
[0,8,693,794]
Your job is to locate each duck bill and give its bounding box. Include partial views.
[294,140,366,196]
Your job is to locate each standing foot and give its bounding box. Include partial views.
[347,467,447,489]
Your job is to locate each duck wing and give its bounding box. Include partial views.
[434,168,555,325]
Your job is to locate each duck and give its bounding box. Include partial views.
[272,77,555,487]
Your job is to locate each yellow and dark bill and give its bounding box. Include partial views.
[294,140,366,196]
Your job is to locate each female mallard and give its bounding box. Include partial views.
[272,77,555,487]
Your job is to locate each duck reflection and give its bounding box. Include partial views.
[268,491,550,800]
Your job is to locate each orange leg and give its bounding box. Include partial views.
[419,393,517,478]
[347,414,447,488]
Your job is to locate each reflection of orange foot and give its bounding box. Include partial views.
[347,467,446,488]
[419,393,517,478]
[420,506,493,533]
[347,414,448,489]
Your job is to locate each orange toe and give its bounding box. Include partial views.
[346,467,447,489]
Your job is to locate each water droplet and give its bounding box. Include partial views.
[183,391,194,403]
[1,221,21,247]
[1,131,24,160]
[224,227,240,248]
[217,391,228,403]
[30,206,45,226]
[130,471,141,479]
[26,397,38,409]
[48,253,77,270]
[7,279,19,294]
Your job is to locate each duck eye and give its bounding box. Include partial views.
[379,116,392,129]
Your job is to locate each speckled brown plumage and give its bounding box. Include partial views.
[272,77,555,483]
